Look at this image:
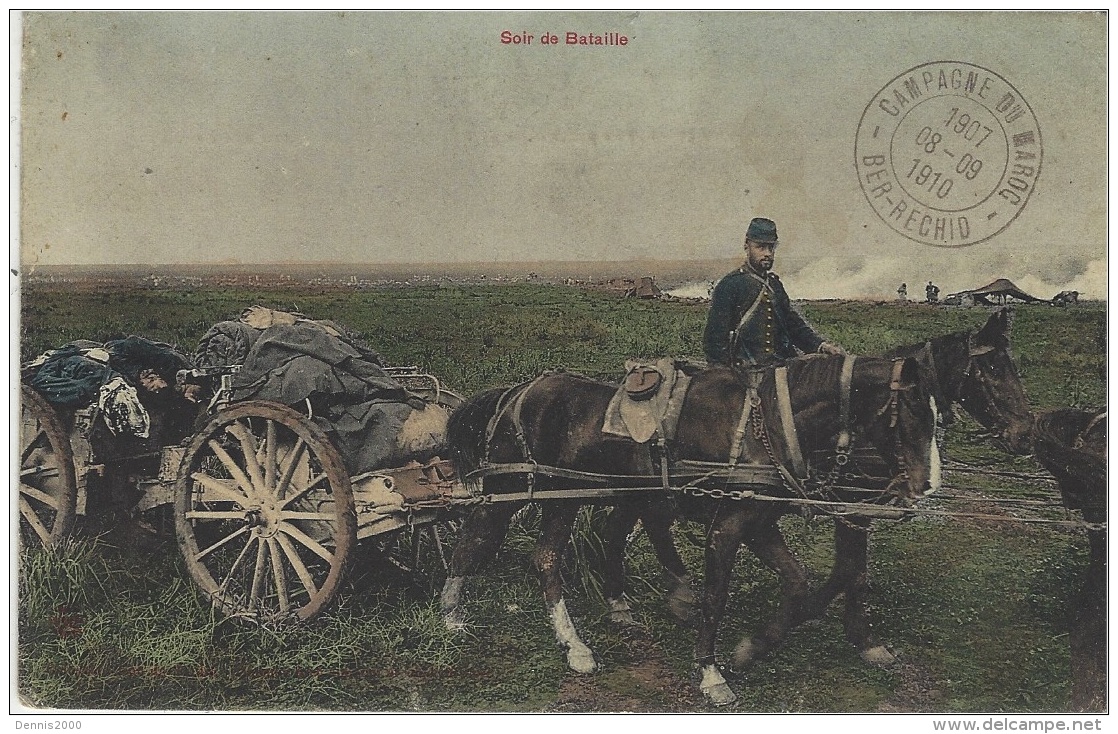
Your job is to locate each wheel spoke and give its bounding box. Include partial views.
[276,533,319,599]
[195,525,249,562]
[19,497,52,545]
[190,472,250,506]
[275,438,307,501]
[186,510,250,520]
[250,537,268,608]
[20,482,60,510]
[277,511,337,522]
[267,538,290,613]
[218,535,257,593]
[177,401,352,623]
[207,439,257,499]
[21,465,60,480]
[264,420,278,492]
[17,389,76,549]
[277,521,334,564]
[20,427,47,463]
[280,473,329,509]
[226,422,266,497]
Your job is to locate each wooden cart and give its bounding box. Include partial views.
[19,365,472,625]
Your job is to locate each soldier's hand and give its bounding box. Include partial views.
[819,342,846,356]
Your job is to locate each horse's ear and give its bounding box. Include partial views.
[973,308,1012,351]
[898,356,922,389]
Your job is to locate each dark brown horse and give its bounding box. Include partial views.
[767,308,1035,662]
[1031,408,1106,712]
[440,354,939,702]
[595,308,1034,701]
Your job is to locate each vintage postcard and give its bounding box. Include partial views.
[13,11,1107,722]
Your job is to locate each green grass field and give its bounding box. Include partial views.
[17,282,1106,712]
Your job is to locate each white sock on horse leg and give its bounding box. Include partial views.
[699,664,736,706]
[440,576,467,630]
[548,598,597,673]
[928,397,942,494]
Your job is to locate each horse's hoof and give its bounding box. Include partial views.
[860,645,896,667]
[698,665,736,706]
[731,639,756,669]
[443,611,467,633]
[667,593,695,624]
[567,645,597,674]
[703,683,737,706]
[608,610,639,626]
[606,598,639,627]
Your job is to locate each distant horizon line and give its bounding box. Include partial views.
[26,258,738,268]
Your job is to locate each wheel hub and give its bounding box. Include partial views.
[245,500,283,538]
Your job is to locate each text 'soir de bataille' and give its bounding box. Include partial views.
[500,30,629,46]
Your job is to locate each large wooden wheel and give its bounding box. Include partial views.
[175,401,356,624]
[19,385,78,549]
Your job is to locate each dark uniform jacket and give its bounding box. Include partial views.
[702,267,825,366]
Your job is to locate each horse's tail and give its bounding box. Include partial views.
[1032,408,1106,511]
[446,385,518,472]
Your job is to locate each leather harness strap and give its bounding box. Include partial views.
[775,365,807,478]
[875,358,908,428]
[726,384,756,469]
[484,374,548,466]
[835,354,857,458]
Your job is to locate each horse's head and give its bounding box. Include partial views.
[853,356,941,506]
[953,309,1034,454]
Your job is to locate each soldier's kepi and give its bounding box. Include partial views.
[702,217,844,367]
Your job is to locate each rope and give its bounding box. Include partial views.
[451,460,1100,529]
[944,463,1058,482]
[738,492,1105,530]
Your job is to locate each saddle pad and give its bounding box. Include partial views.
[603,358,678,443]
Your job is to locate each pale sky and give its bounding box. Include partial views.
[15,11,1109,298]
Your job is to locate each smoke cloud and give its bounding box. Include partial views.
[667,255,1107,301]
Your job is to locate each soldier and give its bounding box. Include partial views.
[897,283,908,301]
[926,281,940,304]
[702,217,843,367]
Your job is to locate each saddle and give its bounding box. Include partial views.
[602,358,692,443]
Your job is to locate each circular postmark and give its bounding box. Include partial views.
[855,61,1042,248]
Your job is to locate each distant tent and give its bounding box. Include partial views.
[629,276,663,299]
[946,278,1043,306]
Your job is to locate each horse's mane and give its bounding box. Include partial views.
[782,353,846,387]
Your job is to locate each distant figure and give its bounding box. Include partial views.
[897,283,908,301]
[926,281,940,304]
[703,216,843,367]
